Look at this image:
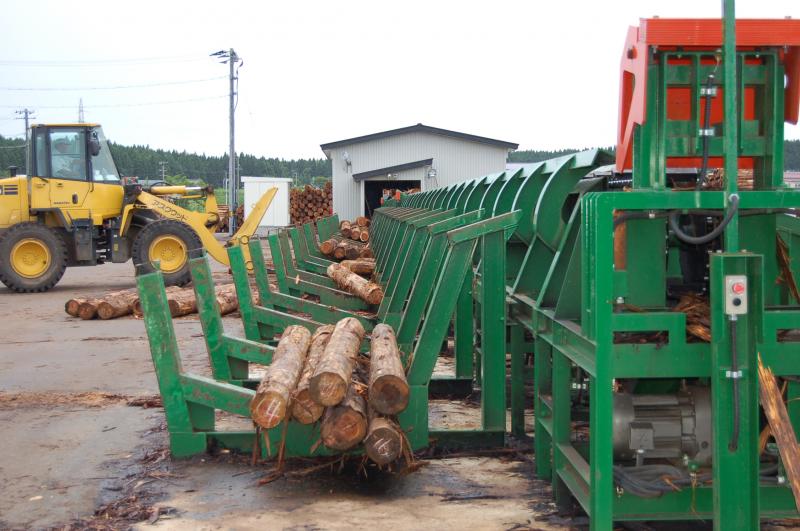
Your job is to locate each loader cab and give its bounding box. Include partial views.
[29,124,123,225]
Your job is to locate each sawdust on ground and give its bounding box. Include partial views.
[0,391,162,409]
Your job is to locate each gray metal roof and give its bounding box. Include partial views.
[320,123,518,153]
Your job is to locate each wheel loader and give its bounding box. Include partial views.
[0,123,277,292]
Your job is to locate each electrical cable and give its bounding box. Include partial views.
[696,74,716,190]
[729,317,740,452]
[0,94,227,110]
[0,76,226,92]
[615,462,781,498]
[0,55,207,67]
[668,193,740,245]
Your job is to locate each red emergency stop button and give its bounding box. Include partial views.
[732,282,745,294]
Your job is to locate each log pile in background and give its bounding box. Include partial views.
[249,319,409,465]
[290,182,333,225]
[65,283,243,321]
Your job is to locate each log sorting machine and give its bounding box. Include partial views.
[136,3,800,529]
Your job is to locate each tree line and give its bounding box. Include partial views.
[0,135,332,187]
[2,136,800,181]
[510,140,800,170]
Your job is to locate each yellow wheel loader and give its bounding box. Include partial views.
[0,123,276,292]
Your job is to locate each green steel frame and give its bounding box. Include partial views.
[137,203,521,457]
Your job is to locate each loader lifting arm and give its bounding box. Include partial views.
[124,184,278,268]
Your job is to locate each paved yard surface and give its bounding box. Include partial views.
[0,261,567,531]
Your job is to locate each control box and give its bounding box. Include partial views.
[724,275,748,315]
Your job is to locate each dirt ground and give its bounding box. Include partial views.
[0,261,568,531]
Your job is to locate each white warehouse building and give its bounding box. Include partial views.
[320,123,518,220]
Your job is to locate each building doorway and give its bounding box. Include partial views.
[363,180,421,218]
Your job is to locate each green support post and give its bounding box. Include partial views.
[710,253,761,531]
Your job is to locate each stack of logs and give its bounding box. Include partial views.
[65,284,239,320]
[340,218,371,243]
[250,319,409,465]
[319,218,374,262]
[290,182,333,225]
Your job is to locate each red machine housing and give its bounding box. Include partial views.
[616,18,800,173]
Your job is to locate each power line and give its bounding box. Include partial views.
[0,143,26,149]
[0,94,227,109]
[0,54,208,67]
[0,75,227,92]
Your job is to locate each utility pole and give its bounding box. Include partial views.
[78,99,85,123]
[211,48,242,234]
[15,108,35,174]
[159,161,168,181]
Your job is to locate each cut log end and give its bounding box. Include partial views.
[369,375,410,415]
[290,389,325,425]
[365,417,403,465]
[250,392,288,429]
[321,408,367,451]
[309,372,349,406]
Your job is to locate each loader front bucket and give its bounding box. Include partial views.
[228,187,278,271]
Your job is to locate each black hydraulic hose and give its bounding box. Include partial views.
[696,74,716,191]
[729,317,740,452]
[668,193,740,245]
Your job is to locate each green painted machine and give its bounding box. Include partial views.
[135,2,800,529]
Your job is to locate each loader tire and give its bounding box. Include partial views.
[0,222,68,293]
[132,219,202,286]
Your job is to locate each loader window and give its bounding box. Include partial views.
[49,130,87,180]
[33,130,48,176]
[89,128,120,182]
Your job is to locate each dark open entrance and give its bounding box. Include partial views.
[363,180,421,218]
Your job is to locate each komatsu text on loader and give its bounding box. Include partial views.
[0,123,276,292]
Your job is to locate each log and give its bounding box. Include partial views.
[364,410,403,465]
[320,238,338,256]
[351,227,362,241]
[359,229,369,243]
[327,263,383,305]
[333,243,347,260]
[355,216,370,227]
[164,289,197,317]
[216,285,238,315]
[340,259,376,276]
[321,382,368,451]
[359,247,374,259]
[133,284,238,318]
[65,297,96,317]
[69,297,100,321]
[94,289,140,320]
[759,355,800,511]
[291,324,334,424]
[250,325,312,429]
[340,220,352,238]
[344,245,360,260]
[368,324,409,415]
[310,317,366,406]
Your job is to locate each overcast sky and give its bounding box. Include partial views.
[1,0,798,160]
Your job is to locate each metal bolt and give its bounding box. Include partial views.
[616,296,625,304]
